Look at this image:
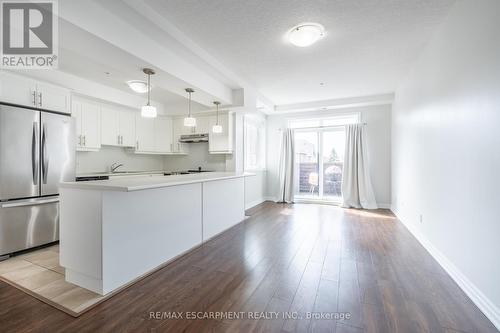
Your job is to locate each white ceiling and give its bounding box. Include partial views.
[143,0,456,105]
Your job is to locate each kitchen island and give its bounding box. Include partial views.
[59,172,253,295]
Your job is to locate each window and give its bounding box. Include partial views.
[244,115,266,171]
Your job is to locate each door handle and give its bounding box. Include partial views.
[38,92,42,107]
[32,122,39,185]
[41,123,48,184]
[1,197,59,208]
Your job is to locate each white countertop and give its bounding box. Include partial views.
[76,170,167,177]
[61,172,255,192]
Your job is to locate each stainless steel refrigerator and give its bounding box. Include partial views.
[0,104,75,258]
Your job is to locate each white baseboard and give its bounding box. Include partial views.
[245,198,267,210]
[393,209,500,331]
[377,203,392,209]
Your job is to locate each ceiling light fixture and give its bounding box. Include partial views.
[184,88,196,127]
[140,68,157,118]
[127,80,149,94]
[287,23,325,47]
[212,101,222,133]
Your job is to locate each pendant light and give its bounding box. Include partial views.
[184,88,196,127]
[212,101,223,133]
[141,68,157,118]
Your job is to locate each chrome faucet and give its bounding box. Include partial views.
[110,163,124,173]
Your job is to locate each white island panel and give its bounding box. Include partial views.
[60,189,103,282]
[202,177,245,240]
[101,183,202,294]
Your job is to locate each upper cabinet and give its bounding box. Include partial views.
[0,71,71,114]
[208,113,233,154]
[154,117,173,153]
[101,107,136,147]
[36,82,71,114]
[171,118,189,154]
[72,100,101,152]
[135,115,155,153]
[190,116,210,135]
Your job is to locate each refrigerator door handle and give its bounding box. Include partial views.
[32,122,39,185]
[1,197,58,208]
[41,123,49,184]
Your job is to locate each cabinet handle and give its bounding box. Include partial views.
[170,143,173,151]
[32,91,36,106]
[78,135,82,146]
[83,135,86,146]
[121,135,123,145]
[136,141,139,150]
[117,135,120,145]
[38,92,42,107]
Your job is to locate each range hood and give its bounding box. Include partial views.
[179,133,209,143]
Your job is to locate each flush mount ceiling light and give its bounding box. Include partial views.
[126,80,150,94]
[287,23,325,47]
[184,88,196,127]
[140,68,157,118]
[212,101,223,133]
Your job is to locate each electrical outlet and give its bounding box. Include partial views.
[419,214,423,224]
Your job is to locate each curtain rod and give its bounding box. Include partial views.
[278,122,367,131]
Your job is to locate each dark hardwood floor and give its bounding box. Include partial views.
[0,202,497,333]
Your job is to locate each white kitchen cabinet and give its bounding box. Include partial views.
[100,107,120,146]
[35,82,71,114]
[189,115,210,135]
[208,113,233,154]
[0,71,37,107]
[72,100,101,151]
[154,116,173,153]
[101,107,136,147]
[119,111,136,147]
[171,118,189,154]
[135,115,155,152]
[0,72,71,113]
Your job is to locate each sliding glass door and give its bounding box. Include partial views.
[294,127,345,203]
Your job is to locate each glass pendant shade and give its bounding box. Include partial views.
[212,124,223,133]
[184,88,196,127]
[184,116,196,127]
[212,101,223,133]
[141,105,157,118]
[141,68,157,118]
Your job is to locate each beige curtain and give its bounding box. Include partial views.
[277,128,294,203]
[341,124,377,209]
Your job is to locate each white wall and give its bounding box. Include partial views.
[76,146,164,174]
[266,105,392,207]
[392,0,500,329]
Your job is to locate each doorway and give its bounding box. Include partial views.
[294,127,346,203]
